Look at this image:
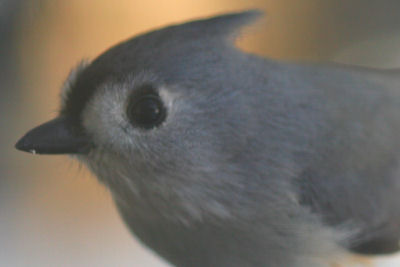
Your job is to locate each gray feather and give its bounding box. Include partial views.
[27,10,400,266]
[294,64,400,254]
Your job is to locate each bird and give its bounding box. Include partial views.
[15,10,400,267]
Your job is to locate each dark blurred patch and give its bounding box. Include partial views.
[318,0,400,55]
[0,0,21,89]
[326,1,400,39]
[0,0,23,175]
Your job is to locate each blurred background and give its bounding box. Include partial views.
[2,0,400,266]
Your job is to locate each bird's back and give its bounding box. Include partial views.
[285,63,400,255]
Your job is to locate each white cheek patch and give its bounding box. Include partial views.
[158,88,175,109]
[81,74,179,150]
[82,82,131,147]
[158,87,180,125]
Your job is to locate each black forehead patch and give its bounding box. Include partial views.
[60,56,115,131]
[60,10,262,132]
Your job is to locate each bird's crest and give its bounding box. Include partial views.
[60,10,263,129]
[172,10,263,41]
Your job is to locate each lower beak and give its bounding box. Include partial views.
[15,116,90,155]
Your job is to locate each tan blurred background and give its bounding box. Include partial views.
[3,0,400,266]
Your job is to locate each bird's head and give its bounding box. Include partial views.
[16,11,275,222]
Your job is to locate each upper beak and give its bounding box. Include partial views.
[15,117,91,155]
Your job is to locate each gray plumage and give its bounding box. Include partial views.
[15,10,400,266]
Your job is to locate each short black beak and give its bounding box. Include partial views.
[15,117,91,155]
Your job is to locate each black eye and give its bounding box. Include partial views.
[127,90,166,129]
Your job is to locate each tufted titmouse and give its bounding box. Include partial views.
[15,11,400,266]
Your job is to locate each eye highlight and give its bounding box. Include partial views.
[126,85,167,129]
